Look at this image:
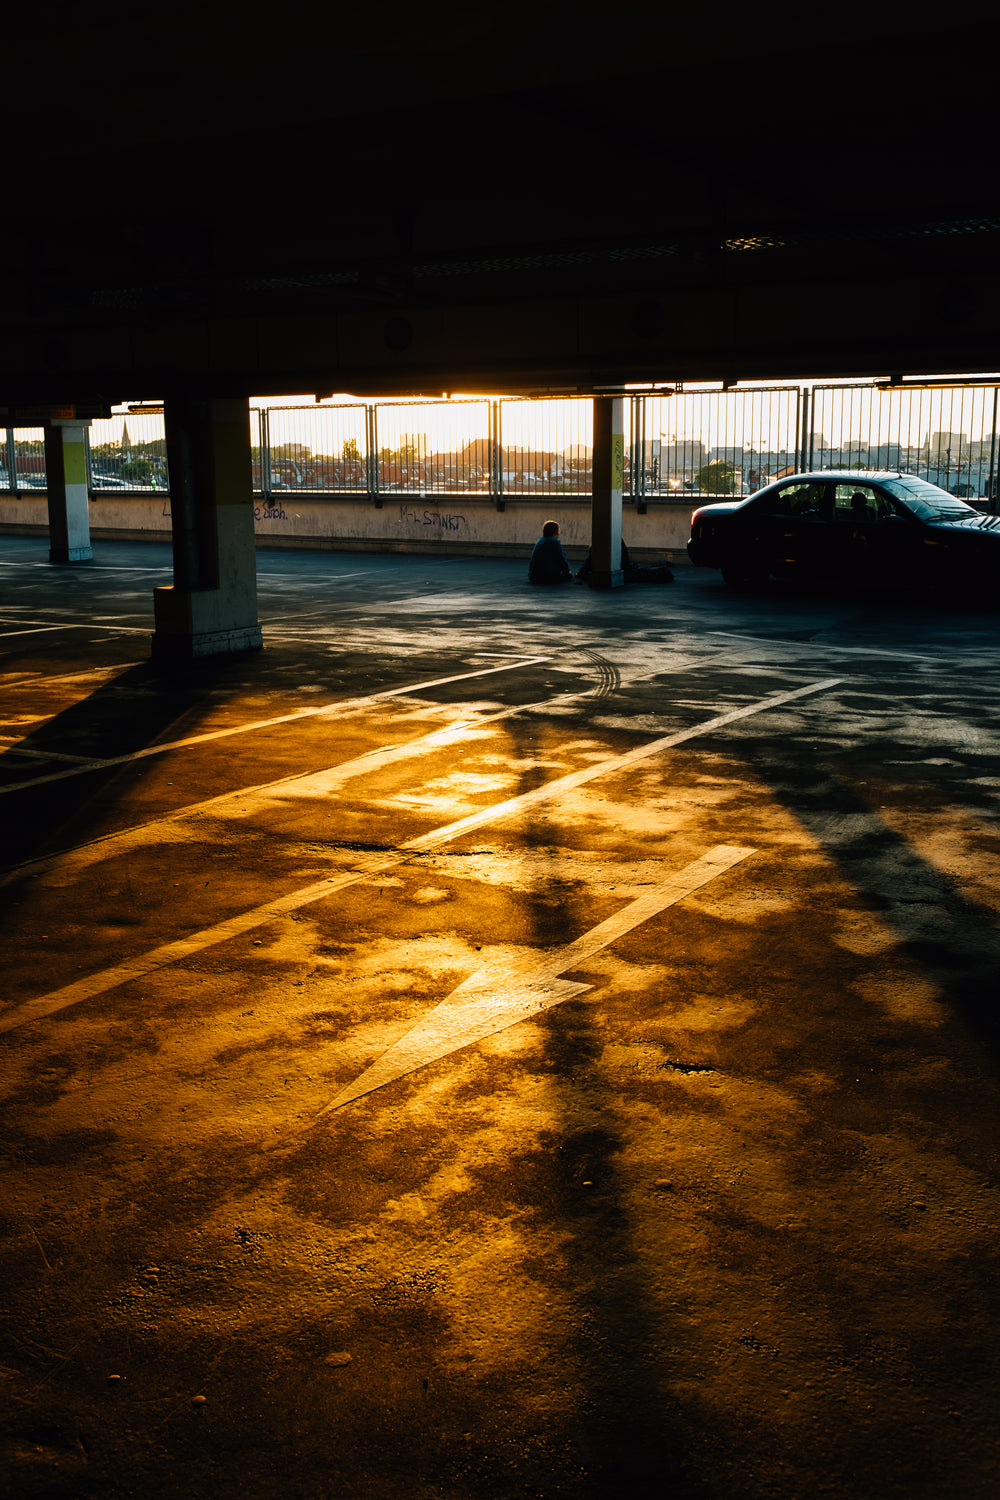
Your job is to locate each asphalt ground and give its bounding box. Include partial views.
[1,536,999,1500]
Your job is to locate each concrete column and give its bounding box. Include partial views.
[44,420,93,563]
[589,396,625,588]
[152,395,262,659]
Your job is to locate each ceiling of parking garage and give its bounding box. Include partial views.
[3,4,999,399]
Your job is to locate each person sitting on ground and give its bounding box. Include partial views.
[528,519,573,585]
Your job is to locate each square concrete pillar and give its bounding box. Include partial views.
[589,396,625,589]
[152,396,262,658]
[44,420,93,563]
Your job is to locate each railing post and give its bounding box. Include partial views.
[798,387,811,473]
[628,396,636,503]
[5,428,16,493]
[368,404,382,508]
[986,386,998,514]
[492,400,504,511]
[628,395,647,512]
[260,409,272,501]
[637,395,647,512]
[809,387,816,470]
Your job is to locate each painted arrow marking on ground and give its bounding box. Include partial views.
[317,843,754,1115]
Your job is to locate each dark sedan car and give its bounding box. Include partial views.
[687,471,1000,592]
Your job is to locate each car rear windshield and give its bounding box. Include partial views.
[882,477,980,519]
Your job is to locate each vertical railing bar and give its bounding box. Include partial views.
[494,400,504,510]
[371,405,382,507]
[639,394,647,508]
[4,428,15,493]
[489,402,494,502]
[631,395,638,508]
[808,387,815,471]
[260,409,272,501]
[851,384,859,467]
[631,395,637,504]
[985,386,1000,512]
[482,399,489,497]
[635,394,642,503]
[986,386,998,513]
[792,387,800,474]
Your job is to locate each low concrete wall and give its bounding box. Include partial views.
[0,491,696,561]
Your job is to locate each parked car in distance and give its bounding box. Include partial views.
[687,471,1000,592]
[90,476,133,490]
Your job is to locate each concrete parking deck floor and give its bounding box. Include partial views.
[1,537,999,1500]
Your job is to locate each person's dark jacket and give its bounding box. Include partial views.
[528,535,572,584]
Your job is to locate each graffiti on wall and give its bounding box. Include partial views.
[157,499,468,530]
[161,500,289,523]
[398,505,466,531]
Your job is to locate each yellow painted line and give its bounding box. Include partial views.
[0,676,840,1032]
[0,656,549,796]
[320,844,755,1112]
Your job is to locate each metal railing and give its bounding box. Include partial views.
[252,403,368,495]
[810,383,1000,502]
[633,387,803,504]
[88,409,167,493]
[2,383,998,513]
[2,429,47,492]
[368,399,493,501]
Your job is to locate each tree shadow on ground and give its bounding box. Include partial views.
[737,727,1000,1055]
[463,706,709,1498]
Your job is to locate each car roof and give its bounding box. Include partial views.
[779,470,903,482]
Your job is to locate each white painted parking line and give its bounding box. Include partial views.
[1,664,144,691]
[320,844,755,1112]
[397,678,842,854]
[2,687,601,879]
[0,625,87,640]
[1,745,102,764]
[0,649,791,879]
[0,677,839,1032]
[706,630,981,664]
[0,563,172,575]
[0,656,549,796]
[258,564,425,583]
[0,619,149,637]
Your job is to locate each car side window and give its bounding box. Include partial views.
[769,481,827,518]
[833,483,891,523]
